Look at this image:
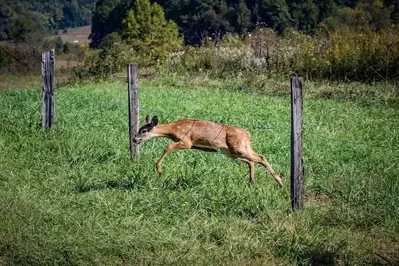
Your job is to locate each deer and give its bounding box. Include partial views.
[133,114,283,186]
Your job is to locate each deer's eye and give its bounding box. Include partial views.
[142,129,147,134]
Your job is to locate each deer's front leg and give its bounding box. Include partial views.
[156,141,192,174]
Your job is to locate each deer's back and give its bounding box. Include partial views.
[172,119,250,149]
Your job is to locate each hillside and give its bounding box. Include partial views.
[0,0,97,41]
[56,26,91,44]
[90,0,399,46]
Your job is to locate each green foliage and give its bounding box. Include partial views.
[290,0,320,33]
[11,16,37,42]
[98,32,122,50]
[87,0,399,46]
[121,0,183,62]
[322,0,393,32]
[89,0,121,48]
[0,0,97,41]
[63,42,72,54]
[0,45,11,71]
[163,25,399,84]
[386,0,399,23]
[362,0,393,30]
[314,0,337,21]
[236,0,251,33]
[55,37,64,55]
[76,0,183,80]
[73,42,136,81]
[259,0,293,32]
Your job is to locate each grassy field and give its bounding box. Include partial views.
[0,78,398,265]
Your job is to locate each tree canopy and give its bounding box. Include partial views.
[89,0,399,46]
[1,0,398,45]
[122,0,182,59]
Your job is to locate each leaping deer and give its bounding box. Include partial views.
[133,114,283,186]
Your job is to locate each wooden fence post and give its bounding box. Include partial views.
[41,49,55,129]
[290,77,304,212]
[127,64,139,159]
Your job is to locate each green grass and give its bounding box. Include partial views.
[0,79,398,265]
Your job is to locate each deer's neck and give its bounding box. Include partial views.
[152,123,175,139]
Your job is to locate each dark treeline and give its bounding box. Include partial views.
[90,0,399,46]
[0,0,97,41]
[1,0,398,45]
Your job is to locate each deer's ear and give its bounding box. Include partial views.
[151,116,158,127]
[145,114,151,124]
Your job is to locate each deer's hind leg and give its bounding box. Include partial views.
[226,133,282,186]
[238,158,255,184]
[255,154,283,186]
[233,147,283,186]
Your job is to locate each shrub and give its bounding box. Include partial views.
[63,42,71,54]
[55,37,64,55]
[72,42,137,81]
[98,32,122,51]
[163,26,399,82]
[0,46,11,71]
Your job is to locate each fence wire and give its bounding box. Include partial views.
[1,59,396,153]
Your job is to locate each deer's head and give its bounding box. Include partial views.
[133,114,158,144]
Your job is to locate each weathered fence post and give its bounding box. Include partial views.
[127,64,139,159]
[41,49,55,129]
[290,77,304,212]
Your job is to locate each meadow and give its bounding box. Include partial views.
[0,77,398,265]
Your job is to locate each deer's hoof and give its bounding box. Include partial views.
[156,167,162,175]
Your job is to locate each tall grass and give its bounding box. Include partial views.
[162,27,399,83]
[0,79,398,265]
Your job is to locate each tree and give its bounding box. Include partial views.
[259,0,292,32]
[98,32,122,50]
[89,0,119,48]
[121,0,183,60]
[289,0,319,33]
[314,0,337,22]
[385,0,399,23]
[236,0,251,33]
[362,0,392,30]
[0,0,98,41]
[63,42,71,54]
[11,16,38,42]
[321,0,393,32]
[326,6,371,31]
[55,36,64,54]
[154,0,218,44]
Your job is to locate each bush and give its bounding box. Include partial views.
[98,32,122,51]
[55,37,64,55]
[63,42,72,54]
[72,42,137,81]
[72,25,399,84]
[0,46,11,71]
[163,26,399,82]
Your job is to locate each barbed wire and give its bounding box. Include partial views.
[0,80,40,88]
[2,68,396,152]
[210,119,398,151]
[313,136,398,150]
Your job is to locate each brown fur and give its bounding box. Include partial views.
[134,118,283,186]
